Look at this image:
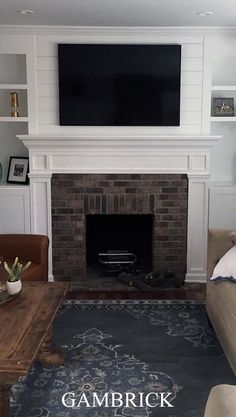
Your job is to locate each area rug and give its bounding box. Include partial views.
[11,300,235,417]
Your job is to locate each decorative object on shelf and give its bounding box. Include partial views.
[4,256,31,295]
[212,97,234,117]
[7,156,29,184]
[10,91,19,117]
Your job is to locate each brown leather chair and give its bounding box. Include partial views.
[0,234,49,281]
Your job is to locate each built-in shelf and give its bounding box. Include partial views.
[211,85,236,91]
[0,116,28,122]
[0,84,28,90]
[211,116,236,122]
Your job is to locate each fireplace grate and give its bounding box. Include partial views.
[98,250,137,275]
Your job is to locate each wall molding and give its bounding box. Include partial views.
[0,25,236,37]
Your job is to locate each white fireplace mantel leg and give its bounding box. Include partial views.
[28,173,53,281]
[186,174,210,282]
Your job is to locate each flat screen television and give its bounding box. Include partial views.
[58,44,181,126]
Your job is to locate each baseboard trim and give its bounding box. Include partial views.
[185,273,207,283]
[48,274,54,282]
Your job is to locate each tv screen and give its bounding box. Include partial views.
[58,44,181,126]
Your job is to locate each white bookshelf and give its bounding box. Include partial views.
[0,52,29,184]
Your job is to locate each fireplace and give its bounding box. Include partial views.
[19,133,220,283]
[51,173,188,284]
[86,214,153,274]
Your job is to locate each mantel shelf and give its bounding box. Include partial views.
[211,85,236,91]
[211,116,236,122]
[18,133,221,149]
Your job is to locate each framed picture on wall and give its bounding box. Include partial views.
[7,156,29,184]
[212,97,234,117]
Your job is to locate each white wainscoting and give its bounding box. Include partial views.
[209,184,236,229]
[0,186,31,233]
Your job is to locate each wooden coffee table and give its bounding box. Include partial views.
[0,281,69,417]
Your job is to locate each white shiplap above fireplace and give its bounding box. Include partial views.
[19,133,220,282]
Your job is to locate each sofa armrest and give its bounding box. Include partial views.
[204,385,236,417]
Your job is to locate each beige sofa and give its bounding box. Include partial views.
[204,229,236,417]
[206,229,236,374]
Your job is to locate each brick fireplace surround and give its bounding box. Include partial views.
[51,173,188,282]
[18,133,220,283]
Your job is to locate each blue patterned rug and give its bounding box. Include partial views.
[11,300,235,417]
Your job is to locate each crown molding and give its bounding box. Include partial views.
[0,25,235,37]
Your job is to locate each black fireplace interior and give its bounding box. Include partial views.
[86,214,153,273]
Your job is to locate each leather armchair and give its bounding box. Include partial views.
[0,234,49,281]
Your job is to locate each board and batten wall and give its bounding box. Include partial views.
[35,33,206,135]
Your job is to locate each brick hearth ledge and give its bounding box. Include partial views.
[18,133,220,283]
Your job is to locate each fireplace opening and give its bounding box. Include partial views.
[86,214,153,276]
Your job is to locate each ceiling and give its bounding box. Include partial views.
[0,0,235,27]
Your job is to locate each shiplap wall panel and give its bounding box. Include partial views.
[181,85,202,98]
[181,58,203,72]
[37,84,58,98]
[181,98,202,112]
[180,112,201,125]
[38,97,59,111]
[35,34,204,134]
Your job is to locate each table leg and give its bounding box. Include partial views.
[37,325,65,367]
[0,385,11,417]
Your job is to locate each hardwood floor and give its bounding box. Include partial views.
[67,283,206,300]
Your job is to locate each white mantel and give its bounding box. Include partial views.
[18,133,220,282]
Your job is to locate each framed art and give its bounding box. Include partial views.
[212,97,234,117]
[7,156,29,184]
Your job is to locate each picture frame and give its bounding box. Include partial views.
[212,97,234,117]
[7,156,29,184]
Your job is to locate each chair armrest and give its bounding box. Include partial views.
[0,234,49,266]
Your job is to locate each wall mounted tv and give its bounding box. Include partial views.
[58,44,181,126]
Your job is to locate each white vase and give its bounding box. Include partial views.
[6,279,22,295]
